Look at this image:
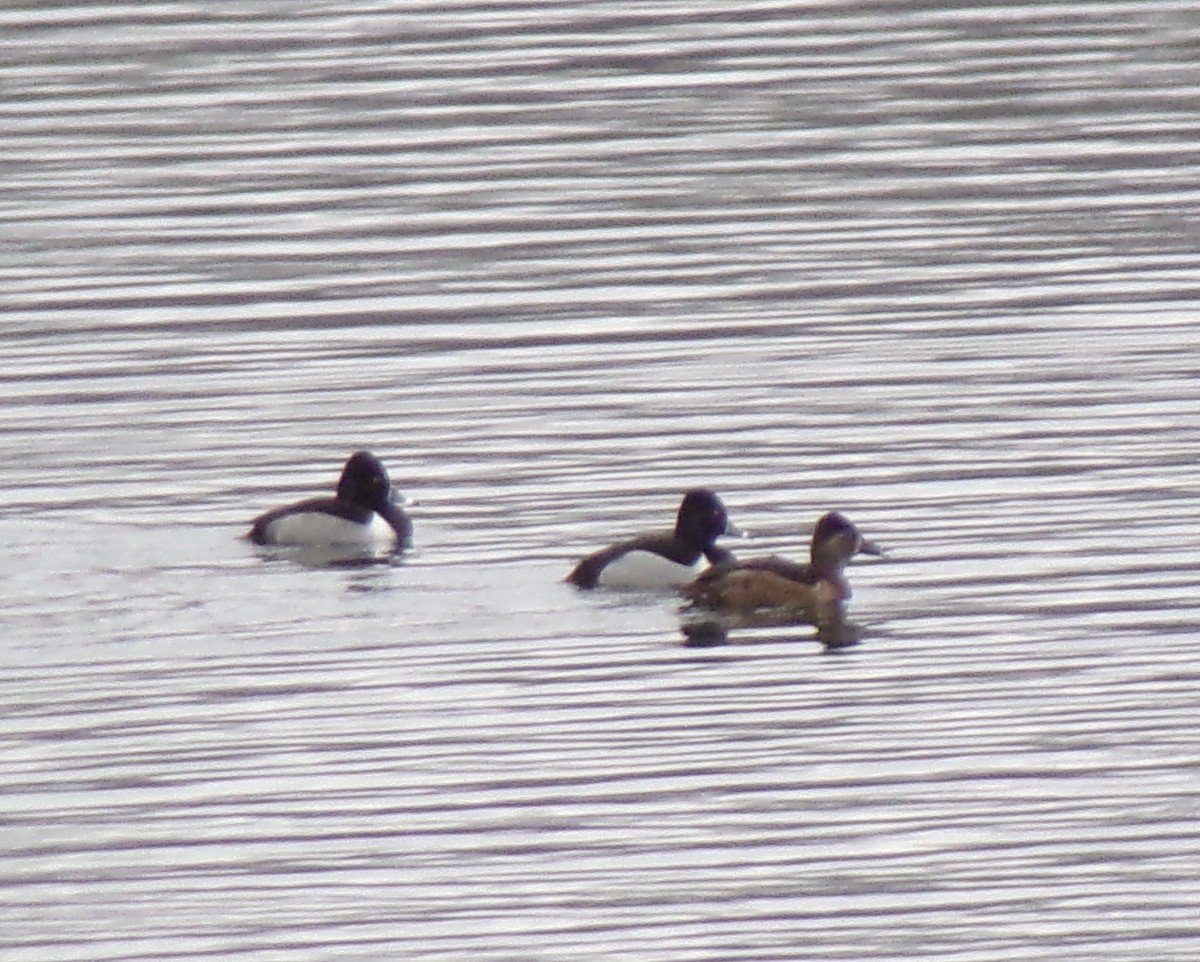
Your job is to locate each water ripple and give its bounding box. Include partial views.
[3,2,1200,961]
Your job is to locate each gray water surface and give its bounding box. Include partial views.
[3,2,1200,960]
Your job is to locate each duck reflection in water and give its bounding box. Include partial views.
[680,511,883,649]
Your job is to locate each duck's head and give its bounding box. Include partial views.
[810,511,883,576]
[675,488,738,550]
[336,450,395,512]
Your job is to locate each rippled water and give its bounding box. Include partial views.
[3,2,1200,960]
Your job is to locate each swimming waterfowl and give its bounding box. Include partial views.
[683,511,881,623]
[566,488,739,590]
[248,450,411,548]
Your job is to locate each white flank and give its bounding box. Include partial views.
[266,510,395,547]
[597,550,698,590]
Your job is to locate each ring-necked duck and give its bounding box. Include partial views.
[683,511,881,622]
[567,488,739,590]
[248,450,411,548]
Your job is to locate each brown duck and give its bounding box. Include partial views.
[683,511,882,624]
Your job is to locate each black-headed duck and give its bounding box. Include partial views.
[567,488,739,590]
[248,450,411,548]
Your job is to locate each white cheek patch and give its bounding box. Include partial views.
[266,511,396,547]
[597,550,698,590]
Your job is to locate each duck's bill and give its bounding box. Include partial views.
[858,538,885,557]
[722,521,746,538]
[379,500,409,525]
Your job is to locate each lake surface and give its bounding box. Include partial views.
[3,2,1200,959]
